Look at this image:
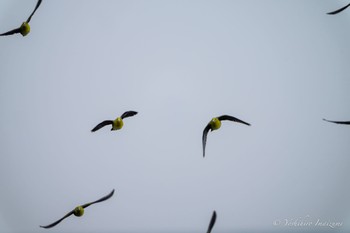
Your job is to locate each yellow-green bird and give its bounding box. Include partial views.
[206,211,217,233]
[91,111,138,132]
[40,189,115,229]
[327,3,350,15]
[0,0,42,37]
[202,115,250,158]
[323,118,350,125]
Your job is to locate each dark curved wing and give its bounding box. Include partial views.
[218,115,250,126]
[121,111,138,119]
[40,209,74,229]
[81,189,115,209]
[202,124,211,158]
[91,120,113,132]
[327,3,350,15]
[0,27,21,36]
[206,211,217,233]
[323,119,350,125]
[26,0,43,23]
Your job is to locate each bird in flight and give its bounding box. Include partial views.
[206,211,217,233]
[40,189,115,229]
[91,111,137,132]
[202,115,250,157]
[0,0,43,37]
[323,118,350,125]
[327,3,350,15]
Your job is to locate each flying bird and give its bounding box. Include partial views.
[323,118,350,125]
[0,0,43,37]
[91,111,137,132]
[327,3,350,15]
[202,115,250,157]
[40,189,115,229]
[206,211,217,233]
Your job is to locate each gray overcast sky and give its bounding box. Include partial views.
[0,1,350,233]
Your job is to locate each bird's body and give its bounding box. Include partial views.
[91,111,137,132]
[40,189,115,229]
[0,0,42,37]
[327,3,350,15]
[202,115,250,157]
[323,118,350,125]
[73,206,84,217]
[19,22,31,36]
[112,117,124,130]
[209,117,222,131]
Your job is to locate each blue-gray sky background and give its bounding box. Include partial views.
[0,1,349,233]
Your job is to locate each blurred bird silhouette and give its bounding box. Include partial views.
[206,211,217,233]
[327,3,350,15]
[323,118,350,125]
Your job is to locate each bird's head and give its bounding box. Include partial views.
[20,22,30,36]
[73,206,84,217]
[210,117,221,130]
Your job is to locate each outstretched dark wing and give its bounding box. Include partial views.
[0,27,21,36]
[323,119,350,125]
[91,120,113,132]
[202,124,211,158]
[218,115,250,126]
[40,209,75,229]
[327,3,350,15]
[81,189,115,209]
[206,211,217,233]
[26,0,43,23]
[121,111,138,119]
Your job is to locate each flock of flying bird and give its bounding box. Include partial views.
[1,0,350,37]
[1,0,349,231]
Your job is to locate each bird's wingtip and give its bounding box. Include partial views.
[109,189,116,197]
